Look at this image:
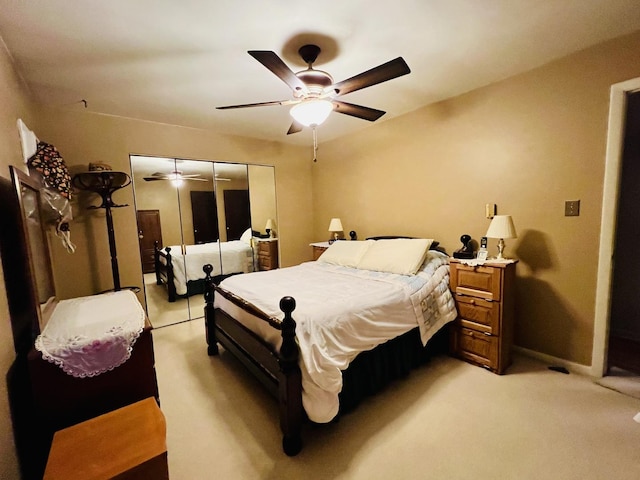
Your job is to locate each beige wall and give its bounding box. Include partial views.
[0,37,33,478]
[33,108,314,301]
[314,30,640,365]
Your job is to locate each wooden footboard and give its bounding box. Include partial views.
[203,264,303,456]
[154,241,178,302]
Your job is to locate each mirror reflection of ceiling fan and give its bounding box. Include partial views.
[142,171,231,182]
[217,44,411,135]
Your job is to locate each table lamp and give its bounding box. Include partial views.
[485,215,517,259]
[265,218,276,238]
[328,218,343,244]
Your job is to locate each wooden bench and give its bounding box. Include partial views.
[43,397,168,480]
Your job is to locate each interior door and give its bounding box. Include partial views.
[136,210,162,274]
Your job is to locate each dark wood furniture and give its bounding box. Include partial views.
[1,166,160,479]
[154,241,228,302]
[256,238,279,270]
[448,258,517,374]
[154,241,180,302]
[203,237,450,456]
[72,171,131,291]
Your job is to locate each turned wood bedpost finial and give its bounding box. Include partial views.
[203,264,218,356]
[278,296,302,456]
[279,296,297,366]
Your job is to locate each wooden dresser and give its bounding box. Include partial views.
[257,238,279,270]
[449,259,517,374]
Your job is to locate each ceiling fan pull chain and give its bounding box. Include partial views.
[313,126,318,162]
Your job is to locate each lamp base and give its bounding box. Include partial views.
[495,238,506,259]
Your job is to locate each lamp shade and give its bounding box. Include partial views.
[265,218,276,231]
[328,218,343,232]
[486,215,517,239]
[290,99,333,127]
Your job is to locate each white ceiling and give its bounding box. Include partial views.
[2,1,640,146]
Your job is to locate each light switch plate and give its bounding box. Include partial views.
[565,200,580,216]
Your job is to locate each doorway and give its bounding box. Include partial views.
[607,90,640,375]
[594,77,640,377]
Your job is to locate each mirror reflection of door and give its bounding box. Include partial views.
[223,190,250,240]
[136,210,162,274]
[130,155,277,328]
[190,192,219,244]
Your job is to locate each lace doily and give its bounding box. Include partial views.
[34,290,146,378]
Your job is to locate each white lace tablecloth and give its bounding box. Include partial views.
[34,290,146,378]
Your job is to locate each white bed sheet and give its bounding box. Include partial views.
[162,240,253,295]
[215,251,457,423]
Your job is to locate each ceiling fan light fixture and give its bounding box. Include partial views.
[290,99,333,127]
[170,172,183,187]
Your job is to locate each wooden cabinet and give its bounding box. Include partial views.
[257,239,279,270]
[310,242,330,260]
[449,259,517,374]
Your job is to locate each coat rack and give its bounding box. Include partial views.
[72,171,131,291]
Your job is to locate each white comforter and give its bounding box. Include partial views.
[163,240,253,295]
[216,251,457,422]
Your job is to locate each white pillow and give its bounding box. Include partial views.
[356,238,433,275]
[317,240,374,268]
[240,228,252,244]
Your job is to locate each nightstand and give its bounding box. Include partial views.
[448,258,517,374]
[310,242,331,260]
[256,238,279,271]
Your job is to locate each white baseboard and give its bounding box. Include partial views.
[514,346,594,377]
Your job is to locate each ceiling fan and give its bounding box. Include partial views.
[143,171,231,183]
[217,44,411,135]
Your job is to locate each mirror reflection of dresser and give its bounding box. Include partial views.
[256,238,279,270]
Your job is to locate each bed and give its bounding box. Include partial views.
[203,237,457,455]
[155,235,255,302]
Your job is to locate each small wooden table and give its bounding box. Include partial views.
[44,397,168,480]
[310,241,331,260]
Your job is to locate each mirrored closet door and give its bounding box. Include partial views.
[130,155,277,328]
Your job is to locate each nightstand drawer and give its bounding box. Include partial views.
[455,295,500,335]
[450,264,502,301]
[452,327,499,370]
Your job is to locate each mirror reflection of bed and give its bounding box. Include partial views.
[130,156,277,328]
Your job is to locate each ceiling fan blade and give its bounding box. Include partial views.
[248,51,309,95]
[143,177,165,182]
[217,99,296,110]
[332,101,386,122]
[184,177,208,182]
[287,120,303,135]
[329,57,410,97]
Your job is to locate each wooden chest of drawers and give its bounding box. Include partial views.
[449,259,517,374]
[257,239,279,271]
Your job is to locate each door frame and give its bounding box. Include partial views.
[592,77,640,376]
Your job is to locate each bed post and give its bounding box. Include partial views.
[164,247,177,302]
[203,264,219,356]
[154,241,162,285]
[278,296,302,456]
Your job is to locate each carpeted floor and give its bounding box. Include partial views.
[151,320,640,480]
[596,367,640,400]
